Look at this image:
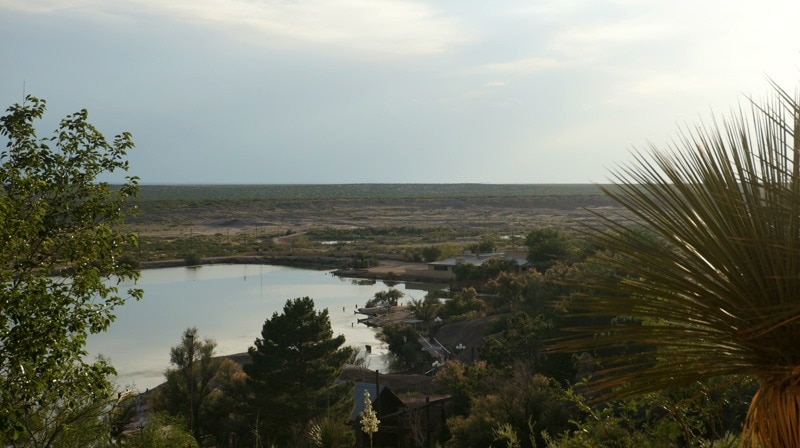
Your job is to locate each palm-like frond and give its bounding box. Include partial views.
[554,82,800,446]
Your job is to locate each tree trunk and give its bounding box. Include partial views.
[742,378,800,447]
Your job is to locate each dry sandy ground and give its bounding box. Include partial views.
[130,195,626,239]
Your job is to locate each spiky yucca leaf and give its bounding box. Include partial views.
[554,82,800,447]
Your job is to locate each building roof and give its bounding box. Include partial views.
[349,382,406,421]
[351,382,385,419]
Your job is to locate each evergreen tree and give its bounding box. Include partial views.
[245,297,354,446]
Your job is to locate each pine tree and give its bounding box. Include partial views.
[245,297,354,446]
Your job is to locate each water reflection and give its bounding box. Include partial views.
[87,264,444,391]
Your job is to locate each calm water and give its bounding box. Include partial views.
[86,264,439,391]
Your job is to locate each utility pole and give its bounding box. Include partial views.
[187,333,195,438]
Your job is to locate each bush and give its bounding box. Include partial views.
[440,288,487,319]
[379,323,421,364]
[183,252,202,266]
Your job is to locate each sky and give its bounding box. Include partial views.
[1,0,799,184]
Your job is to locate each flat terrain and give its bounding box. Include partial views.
[129,184,625,240]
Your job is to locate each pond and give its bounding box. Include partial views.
[85,264,442,391]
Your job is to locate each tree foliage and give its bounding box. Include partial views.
[435,361,569,448]
[0,96,140,438]
[379,323,422,365]
[1,375,118,448]
[469,236,497,254]
[525,228,574,272]
[245,297,354,446]
[408,292,441,323]
[440,287,487,320]
[480,312,553,372]
[553,81,800,447]
[421,245,443,262]
[454,257,520,282]
[365,288,404,307]
[152,327,246,445]
[125,412,199,448]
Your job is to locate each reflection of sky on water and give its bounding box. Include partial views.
[86,264,439,391]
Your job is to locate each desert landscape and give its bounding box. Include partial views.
[127,184,627,265]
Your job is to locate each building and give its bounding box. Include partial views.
[351,382,406,447]
[423,251,529,280]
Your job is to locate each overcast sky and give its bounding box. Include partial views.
[1,0,799,184]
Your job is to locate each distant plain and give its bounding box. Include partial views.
[128,184,627,261]
[132,184,620,232]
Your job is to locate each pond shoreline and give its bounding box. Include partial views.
[139,255,447,285]
[139,254,350,271]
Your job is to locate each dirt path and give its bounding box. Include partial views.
[271,231,306,245]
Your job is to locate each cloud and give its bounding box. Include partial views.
[0,0,89,13]
[0,0,135,22]
[555,20,671,46]
[3,0,474,56]
[464,57,563,76]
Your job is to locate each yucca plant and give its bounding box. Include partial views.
[555,81,800,448]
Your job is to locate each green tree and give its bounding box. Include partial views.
[379,323,422,365]
[408,292,441,324]
[524,228,573,272]
[480,257,520,279]
[544,380,753,448]
[126,412,199,448]
[352,252,377,269]
[553,82,800,447]
[421,245,443,262]
[366,288,404,307]
[434,361,569,448]
[245,297,354,446]
[453,262,479,281]
[0,96,140,438]
[480,312,553,372]
[440,287,487,320]
[152,327,244,444]
[200,359,249,446]
[2,375,118,448]
[469,236,497,254]
[454,258,518,282]
[445,371,569,448]
[433,360,493,416]
[487,271,527,310]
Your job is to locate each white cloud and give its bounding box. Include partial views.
[0,0,88,13]
[0,0,134,22]
[465,57,563,76]
[3,0,474,56]
[555,20,671,46]
[627,73,706,96]
[512,0,592,19]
